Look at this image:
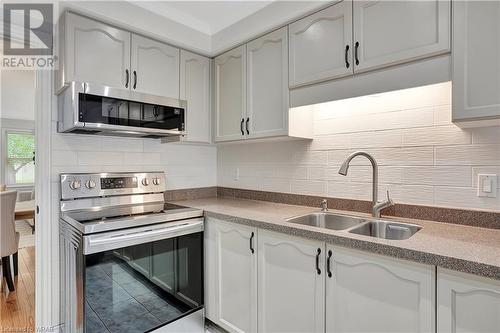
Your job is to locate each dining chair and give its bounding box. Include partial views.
[1,190,19,292]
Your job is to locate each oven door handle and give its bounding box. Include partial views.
[83,218,204,255]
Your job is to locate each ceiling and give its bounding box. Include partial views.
[130,1,275,35]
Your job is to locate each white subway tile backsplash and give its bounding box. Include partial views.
[261,178,291,193]
[123,152,161,166]
[403,126,471,146]
[218,82,500,211]
[52,150,78,166]
[291,180,326,196]
[52,133,101,151]
[471,127,500,144]
[434,186,500,211]
[291,151,328,165]
[403,166,472,186]
[327,181,371,201]
[77,151,124,166]
[436,145,500,166]
[433,105,452,125]
[350,129,403,149]
[472,167,500,189]
[101,137,143,152]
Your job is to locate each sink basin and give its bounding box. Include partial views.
[287,212,367,230]
[349,220,421,240]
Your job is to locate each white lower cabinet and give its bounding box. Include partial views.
[326,246,435,333]
[205,218,257,333]
[258,230,325,333]
[438,268,500,333]
[206,220,438,333]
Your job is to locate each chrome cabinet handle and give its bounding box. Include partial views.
[315,248,321,275]
[133,70,137,89]
[250,232,255,254]
[345,45,350,68]
[240,118,245,135]
[355,41,360,66]
[125,69,129,88]
[246,117,250,135]
[327,250,333,278]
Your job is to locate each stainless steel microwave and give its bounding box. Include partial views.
[58,81,186,138]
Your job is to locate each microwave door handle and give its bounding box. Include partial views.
[83,219,203,254]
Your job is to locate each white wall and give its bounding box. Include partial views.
[1,70,36,120]
[218,82,500,212]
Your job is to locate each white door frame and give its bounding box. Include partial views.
[34,69,57,330]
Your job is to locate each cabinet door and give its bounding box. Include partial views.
[353,0,450,73]
[258,230,324,333]
[180,50,211,143]
[289,1,353,87]
[247,27,289,139]
[214,46,246,142]
[326,246,435,333]
[438,268,500,333]
[131,34,180,98]
[452,1,500,123]
[214,219,257,333]
[66,13,131,89]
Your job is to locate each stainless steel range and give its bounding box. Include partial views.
[59,172,204,333]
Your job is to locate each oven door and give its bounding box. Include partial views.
[82,219,203,333]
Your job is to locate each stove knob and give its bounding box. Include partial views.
[85,179,96,189]
[69,180,81,190]
[153,177,161,186]
[142,178,150,186]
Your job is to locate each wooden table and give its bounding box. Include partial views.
[15,200,35,221]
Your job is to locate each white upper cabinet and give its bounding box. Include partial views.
[326,246,435,333]
[131,34,180,98]
[353,0,450,73]
[258,230,325,333]
[246,27,289,139]
[65,13,131,90]
[180,50,211,143]
[289,1,353,87]
[438,268,500,333]
[214,46,247,142]
[452,1,500,125]
[209,218,258,333]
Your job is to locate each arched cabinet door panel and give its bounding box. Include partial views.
[326,246,435,333]
[131,34,180,99]
[247,27,289,139]
[289,0,353,87]
[352,0,450,73]
[214,46,247,142]
[66,13,131,90]
[258,230,325,333]
[180,50,211,143]
[204,218,257,333]
[438,268,500,333]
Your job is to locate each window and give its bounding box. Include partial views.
[5,131,35,185]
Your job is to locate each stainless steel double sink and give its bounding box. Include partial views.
[286,212,421,240]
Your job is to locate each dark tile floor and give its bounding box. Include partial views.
[85,255,184,333]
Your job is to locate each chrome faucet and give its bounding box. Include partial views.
[320,199,328,212]
[338,151,394,218]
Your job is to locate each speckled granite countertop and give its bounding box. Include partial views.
[170,197,500,280]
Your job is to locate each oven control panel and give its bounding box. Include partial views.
[60,172,166,200]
